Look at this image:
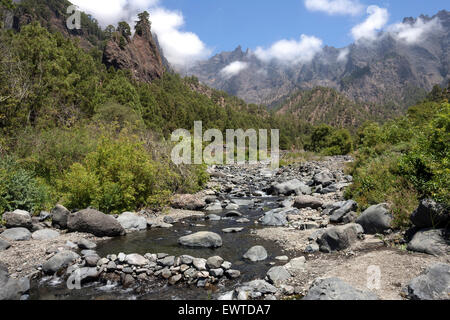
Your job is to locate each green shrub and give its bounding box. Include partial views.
[0,157,50,214]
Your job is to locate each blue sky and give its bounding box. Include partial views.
[160,0,448,53]
[72,0,448,67]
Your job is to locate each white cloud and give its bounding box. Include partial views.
[71,0,210,68]
[337,47,350,62]
[220,61,249,79]
[151,8,211,67]
[351,5,389,41]
[304,0,364,16]
[254,35,323,64]
[388,17,442,44]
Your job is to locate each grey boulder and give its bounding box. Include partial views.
[31,229,60,240]
[243,245,268,262]
[266,266,291,285]
[293,195,323,209]
[3,210,32,229]
[178,231,223,248]
[313,171,334,187]
[355,203,392,234]
[0,264,29,300]
[407,229,449,256]
[271,179,311,196]
[317,223,364,253]
[1,228,31,241]
[304,278,378,300]
[405,263,450,300]
[329,200,358,223]
[51,204,71,229]
[42,250,80,274]
[261,208,288,226]
[0,238,11,251]
[410,199,449,229]
[116,212,147,231]
[67,209,125,237]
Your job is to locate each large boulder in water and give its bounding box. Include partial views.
[407,229,449,256]
[67,209,125,237]
[404,263,450,300]
[51,204,71,229]
[355,203,392,234]
[3,210,32,229]
[317,223,364,253]
[178,231,222,248]
[304,278,378,300]
[410,199,449,229]
[243,245,268,262]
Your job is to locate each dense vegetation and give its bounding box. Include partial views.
[345,85,449,228]
[0,12,313,215]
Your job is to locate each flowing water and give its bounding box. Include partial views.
[30,196,298,300]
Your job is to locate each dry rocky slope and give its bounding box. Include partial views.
[0,157,449,300]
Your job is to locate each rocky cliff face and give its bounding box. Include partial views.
[186,10,450,113]
[103,26,165,83]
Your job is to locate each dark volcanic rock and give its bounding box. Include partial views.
[405,263,450,300]
[355,203,392,234]
[68,209,125,237]
[410,199,449,229]
[304,278,378,300]
[407,228,449,256]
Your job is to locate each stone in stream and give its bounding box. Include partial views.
[404,263,450,300]
[3,210,32,229]
[193,258,207,271]
[0,238,11,251]
[225,269,241,279]
[221,261,232,270]
[125,254,148,266]
[243,245,268,262]
[231,199,255,207]
[205,214,221,221]
[266,266,291,285]
[410,199,449,229]
[236,218,250,223]
[159,256,175,267]
[206,256,224,269]
[222,227,244,233]
[355,203,392,234]
[275,256,289,262]
[261,208,288,226]
[1,228,31,241]
[78,238,97,250]
[210,268,224,277]
[169,274,182,285]
[225,203,239,210]
[205,202,223,211]
[225,210,242,217]
[42,251,80,274]
[51,204,70,229]
[85,254,100,267]
[31,229,59,240]
[303,278,378,300]
[293,195,323,209]
[178,231,223,248]
[116,212,147,231]
[180,255,195,265]
[317,223,364,253]
[407,229,449,256]
[67,209,125,237]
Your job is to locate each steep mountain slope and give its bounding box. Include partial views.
[275,87,390,128]
[186,10,450,114]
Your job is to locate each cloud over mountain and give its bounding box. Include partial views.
[220,61,249,79]
[351,5,389,41]
[254,34,323,64]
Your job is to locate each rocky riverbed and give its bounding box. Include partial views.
[1,156,449,300]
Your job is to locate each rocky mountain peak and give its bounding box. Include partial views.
[102,12,165,83]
